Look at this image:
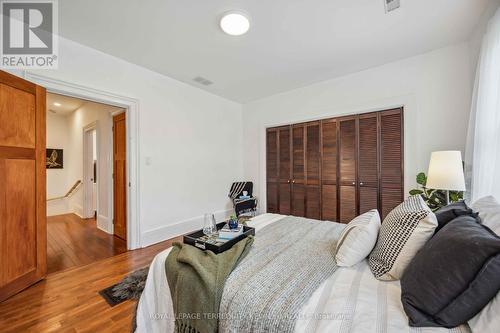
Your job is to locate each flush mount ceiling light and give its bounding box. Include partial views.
[53,102,61,106]
[220,11,250,36]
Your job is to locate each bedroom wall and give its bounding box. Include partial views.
[23,36,244,247]
[241,42,475,213]
[46,112,71,216]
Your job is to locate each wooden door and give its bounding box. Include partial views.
[321,119,338,221]
[358,113,379,214]
[266,128,279,213]
[291,124,305,217]
[339,117,357,223]
[113,113,127,241]
[0,70,46,301]
[278,126,291,214]
[305,122,321,219]
[380,109,404,219]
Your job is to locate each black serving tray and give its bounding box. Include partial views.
[183,222,255,254]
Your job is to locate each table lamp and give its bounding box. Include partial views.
[426,151,466,204]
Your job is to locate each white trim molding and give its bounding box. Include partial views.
[97,214,113,234]
[25,71,142,250]
[141,209,233,247]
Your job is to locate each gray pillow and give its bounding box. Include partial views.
[433,201,479,233]
[401,215,500,328]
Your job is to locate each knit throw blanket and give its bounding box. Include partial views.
[165,237,254,333]
[219,216,344,333]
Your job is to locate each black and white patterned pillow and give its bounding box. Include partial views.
[368,195,437,280]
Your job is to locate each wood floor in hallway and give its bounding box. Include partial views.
[47,213,127,274]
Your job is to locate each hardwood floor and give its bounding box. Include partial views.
[47,214,127,274]
[0,237,181,333]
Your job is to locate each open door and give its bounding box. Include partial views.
[0,70,46,301]
[113,113,127,241]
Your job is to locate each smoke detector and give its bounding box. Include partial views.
[193,76,214,86]
[385,0,400,13]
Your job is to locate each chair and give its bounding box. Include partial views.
[229,182,258,217]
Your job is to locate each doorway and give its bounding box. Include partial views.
[45,92,128,274]
[83,121,98,219]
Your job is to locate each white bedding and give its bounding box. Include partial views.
[135,213,471,333]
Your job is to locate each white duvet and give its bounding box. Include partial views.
[135,214,470,333]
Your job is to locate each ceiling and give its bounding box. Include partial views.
[47,93,84,115]
[59,0,492,103]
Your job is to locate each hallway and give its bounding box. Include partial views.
[47,214,127,274]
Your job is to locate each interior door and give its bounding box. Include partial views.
[358,113,379,214]
[266,128,279,213]
[339,117,357,223]
[0,70,46,302]
[113,113,127,241]
[380,109,404,219]
[278,126,291,214]
[321,119,338,221]
[291,124,305,217]
[305,122,321,219]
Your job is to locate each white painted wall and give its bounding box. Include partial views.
[46,112,70,216]
[241,43,475,213]
[27,36,244,247]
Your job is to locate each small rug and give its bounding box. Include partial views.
[99,267,149,307]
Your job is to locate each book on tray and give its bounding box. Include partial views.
[218,224,244,240]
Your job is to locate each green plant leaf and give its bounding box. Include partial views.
[409,189,423,196]
[416,172,427,186]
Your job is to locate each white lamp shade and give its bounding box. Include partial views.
[426,151,466,191]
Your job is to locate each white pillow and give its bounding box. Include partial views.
[335,209,381,267]
[469,292,500,333]
[368,195,438,281]
[471,196,500,235]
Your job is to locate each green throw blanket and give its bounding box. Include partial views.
[165,237,254,333]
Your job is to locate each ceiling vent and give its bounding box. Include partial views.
[193,76,214,86]
[385,0,400,13]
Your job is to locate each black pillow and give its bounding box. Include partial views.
[434,201,480,233]
[400,215,500,328]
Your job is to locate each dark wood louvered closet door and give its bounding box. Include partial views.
[380,109,404,219]
[358,113,379,215]
[278,127,292,214]
[339,117,357,223]
[305,122,321,219]
[266,128,279,213]
[291,124,305,217]
[266,108,403,222]
[321,119,338,221]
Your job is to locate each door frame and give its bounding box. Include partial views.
[82,121,98,219]
[24,72,141,250]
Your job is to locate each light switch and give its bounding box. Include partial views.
[145,156,152,166]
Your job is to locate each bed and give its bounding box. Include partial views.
[135,213,470,333]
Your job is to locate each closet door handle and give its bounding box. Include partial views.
[287,179,290,183]
[292,180,296,184]
[352,181,356,185]
[360,182,364,186]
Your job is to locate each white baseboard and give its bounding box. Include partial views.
[141,209,233,248]
[97,214,113,234]
[72,204,83,218]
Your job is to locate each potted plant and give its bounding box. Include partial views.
[409,172,464,211]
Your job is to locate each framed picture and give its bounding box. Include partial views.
[46,148,63,169]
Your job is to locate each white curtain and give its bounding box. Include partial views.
[465,7,500,203]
